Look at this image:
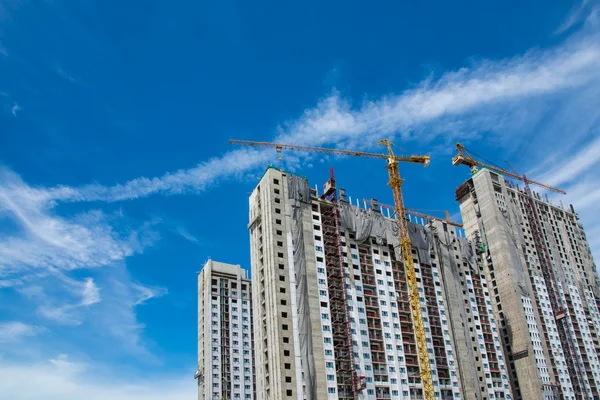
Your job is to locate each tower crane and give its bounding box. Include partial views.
[230,139,435,400]
[451,142,583,398]
[452,143,566,194]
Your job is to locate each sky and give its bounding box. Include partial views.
[1,1,600,398]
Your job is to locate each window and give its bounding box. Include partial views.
[327,374,335,381]
[273,179,279,185]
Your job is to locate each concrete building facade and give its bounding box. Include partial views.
[197,260,255,400]
[456,168,600,400]
[248,167,513,400]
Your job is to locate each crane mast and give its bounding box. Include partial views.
[452,143,583,398]
[230,139,435,400]
[379,139,435,400]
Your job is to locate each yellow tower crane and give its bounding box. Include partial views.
[230,139,435,400]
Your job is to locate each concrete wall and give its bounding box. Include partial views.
[458,170,545,399]
[249,168,328,400]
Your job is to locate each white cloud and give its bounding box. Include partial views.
[0,169,155,282]
[541,134,600,187]
[16,276,101,326]
[47,147,273,202]
[174,225,200,244]
[542,133,600,263]
[81,278,101,306]
[0,169,164,352]
[0,357,195,400]
[0,7,599,371]
[35,27,600,205]
[131,283,167,306]
[277,37,600,148]
[0,322,45,343]
[556,0,600,34]
[10,103,19,117]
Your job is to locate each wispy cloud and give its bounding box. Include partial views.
[174,225,200,244]
[277,36,600,148]
[131,283,167,306]
[17,276,101,326]
[81,278,101,306]
[0,22,593,265]
[0,168,163,351]
[1,7,599,373]
[541,134,600,262]
[10,103,19,117]
[0,357,195,400]
[0,169,156,282]
[541,133,600,187]
[35,27,600,205]
[0,321,45,343]
[556,0,600,34]
[45,148,273,203]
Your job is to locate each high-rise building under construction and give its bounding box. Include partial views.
[197,260,255,400]
[456,168,600,400]
[249,167,513,400]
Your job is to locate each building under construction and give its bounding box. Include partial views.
[456,168,600,400]
[197,260,255,400]
[249,166,513,400]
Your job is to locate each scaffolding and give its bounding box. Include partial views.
[521,179,585,399]
[320,168,366,399]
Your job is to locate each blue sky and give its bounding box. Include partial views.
[1,1,600,398]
